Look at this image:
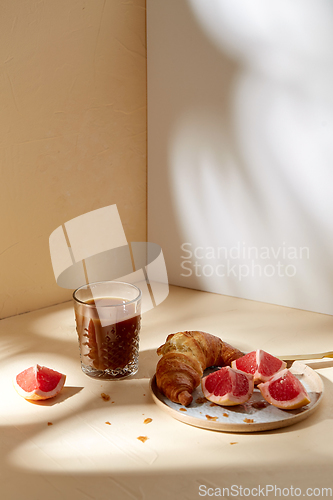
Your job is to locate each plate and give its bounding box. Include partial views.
[150,362,324,432]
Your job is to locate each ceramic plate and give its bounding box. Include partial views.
[150,362,323,432]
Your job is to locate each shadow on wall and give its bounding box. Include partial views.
[164,0,333,314]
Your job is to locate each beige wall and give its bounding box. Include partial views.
[0,0,147,319]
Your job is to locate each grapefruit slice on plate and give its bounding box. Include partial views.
[258,368,310,410]
[13,364,66,401]
[202,366,254,406]
[231,349,287,384]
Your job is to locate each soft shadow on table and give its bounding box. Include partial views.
[129,348,160,380]
[2,362,333,500]
[29,386,84,406]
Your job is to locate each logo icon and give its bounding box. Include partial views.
[49,205,169,312]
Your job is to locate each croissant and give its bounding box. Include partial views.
[156,331,244,406]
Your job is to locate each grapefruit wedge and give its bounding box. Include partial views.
[258,369,310,410]
[202,366,254,406]
[13,364,66,401]
[231,349,287,384]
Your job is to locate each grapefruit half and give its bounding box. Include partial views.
[201,366,254,406]
[13,364,66,401]
[231,349,287,384]
[258,369,310,410]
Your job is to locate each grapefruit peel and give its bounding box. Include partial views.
[13,364,66,401]
[257,368,310,410]
[201,366,254,406]
[200,350,311,411]
[231,349,287,384]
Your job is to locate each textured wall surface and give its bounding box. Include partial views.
[0,0,147,318]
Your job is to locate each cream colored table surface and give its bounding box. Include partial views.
[1,285,333,500]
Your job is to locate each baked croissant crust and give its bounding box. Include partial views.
[156,331,244,406]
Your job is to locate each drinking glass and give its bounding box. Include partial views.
[73,281,141,379]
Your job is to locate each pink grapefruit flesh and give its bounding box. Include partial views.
[231,349,287,384]
[258,369,310,410]
[201,366,254,406]
[13,365,66,401]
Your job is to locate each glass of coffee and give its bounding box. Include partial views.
[73,281,141,379]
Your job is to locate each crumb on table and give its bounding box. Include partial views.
[144,418,152,424]
[137,436,148,443]
[101,393,110,402]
